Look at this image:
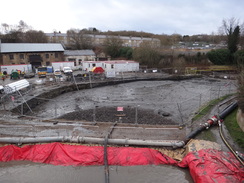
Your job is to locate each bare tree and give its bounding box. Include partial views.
[24,30,48,43]
[67,29,93,50]
[93,46,103,60]
[17,20,31,32]
[0,20,32,42]
[219,17,242,63]
[239,22,244,49]
[1,23,10,33]
[219,17,239,35]
[103,36,123,58]
[133,42,161,67]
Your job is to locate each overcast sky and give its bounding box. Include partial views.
[1,0,243,35]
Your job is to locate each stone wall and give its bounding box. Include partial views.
[237,108,244,132]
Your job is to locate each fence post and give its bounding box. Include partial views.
[229,82,231,94]
[199,94,202,109]
[135,105,140,124]
[21,103,23,116]
[89,72,92,88]
[55,100,57,118]
[93,104,96,123]
[209,87,212,101]
[177,103,184,125]
[218,85,221,99]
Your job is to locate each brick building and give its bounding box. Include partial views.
[0,43,65,68]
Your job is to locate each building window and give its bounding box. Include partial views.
[68,58,76,61]
[46,54,49,59]
[9,54,14,60]
[111,64,114,69]
[92,64,96,67]
[19,54,24,59]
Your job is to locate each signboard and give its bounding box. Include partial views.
[106,71,116,78]
[117,107,124,111]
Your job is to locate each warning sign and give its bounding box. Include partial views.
[117,107,124,111]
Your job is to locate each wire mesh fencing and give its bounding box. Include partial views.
[0,76,238,129]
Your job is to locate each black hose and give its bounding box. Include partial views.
[185,126,206,143]
[218,122,244,166]
[219,101,238,119]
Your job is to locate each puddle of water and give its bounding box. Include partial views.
[0,161,194,183]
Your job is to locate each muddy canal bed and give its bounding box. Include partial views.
[32,78,237,125]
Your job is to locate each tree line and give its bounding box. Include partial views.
[0,20,48,43]
[207,18,244,66]
[1,19,244,67]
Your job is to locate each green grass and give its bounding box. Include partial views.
[197,129,216,142]
[224,108,244,148]
[192,94,233,122]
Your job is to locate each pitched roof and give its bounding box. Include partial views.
[0,43,64,53]
[64,50,95,56]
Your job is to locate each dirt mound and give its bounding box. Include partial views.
[59,106,178,125]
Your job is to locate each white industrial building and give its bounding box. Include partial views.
[81,60,139,72]
[0,64,32,74]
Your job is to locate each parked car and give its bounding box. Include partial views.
[63,67,73,75]
[0,85,4,94]
[54,69,62,76]
[24,72,35,78]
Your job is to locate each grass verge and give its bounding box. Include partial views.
[192,94,233,122]
[196,129,216,142]
[224,108,244,148]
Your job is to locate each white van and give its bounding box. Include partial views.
[63,67,73,75]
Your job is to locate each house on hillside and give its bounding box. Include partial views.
[46,32,161,48]
[0,43,65,68]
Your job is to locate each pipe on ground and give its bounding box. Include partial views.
[0,102,237,149]
[218,101,238,119]
[0,136,185,148]
[184,100,238,143]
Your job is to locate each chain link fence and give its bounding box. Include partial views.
[0,71,238,129]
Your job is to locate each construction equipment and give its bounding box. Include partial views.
[10,70,20,80]
[37,66,47,78]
